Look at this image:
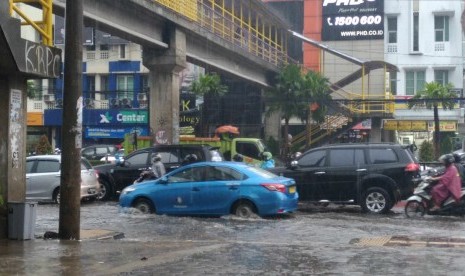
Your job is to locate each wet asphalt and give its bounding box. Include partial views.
[2,201,465,275]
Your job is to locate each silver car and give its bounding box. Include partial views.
[26,155,100,203]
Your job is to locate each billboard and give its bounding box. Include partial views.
[322,0,384,41]
[54,16,94,45]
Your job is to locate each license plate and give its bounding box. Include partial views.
[289,186,296,194]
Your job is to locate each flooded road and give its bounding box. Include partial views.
[21,202,465,274]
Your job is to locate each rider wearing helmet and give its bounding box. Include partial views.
[232,154,244,162]
[151,153,166,179]
[182,154,199,166]
[453,153,465,186]
[260,151,275,169]
[430,154,462,211]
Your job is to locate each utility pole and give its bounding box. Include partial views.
[59,0,83,240]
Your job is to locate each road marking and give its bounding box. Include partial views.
[352,236,465,248]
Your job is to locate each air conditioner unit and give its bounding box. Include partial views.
[120,98,132,108]
[44,94,55,102]
[84,98,94,108]
[110,98,120,109]
[137,93,147,101]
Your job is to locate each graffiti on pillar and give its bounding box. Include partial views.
[75,97,83,149]
[155,130,168,145]
[158,115,168,128]
[9,89,22,169]
[24,41,61,78]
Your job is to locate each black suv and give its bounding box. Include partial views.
[269,143,420,214]
[81,144,118,161]
[94,145,222,200]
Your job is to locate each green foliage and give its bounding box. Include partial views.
[440,133,454,155]
[266,64,332,123]
[35,135,53,155]
[408,82,456,110]
[419,140,434,162]
[190,73,227,97]
[27,80,38,99]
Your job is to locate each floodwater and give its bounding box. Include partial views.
[4,202,465,275]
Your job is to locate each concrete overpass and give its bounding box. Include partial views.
[45,0,290,143]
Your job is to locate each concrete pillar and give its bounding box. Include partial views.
[143,25,186,144]
[0,74,27,239]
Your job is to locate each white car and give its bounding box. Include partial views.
[26,155,100,203]
[99,149,125,164]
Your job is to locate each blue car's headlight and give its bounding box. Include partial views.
[121,186,136,195]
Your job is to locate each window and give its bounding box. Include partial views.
[181,148,203,161]
[158,151,180,164]
[329,149,365,167]
[434,70,449,86]
[95,147,108,155]
[126,152,149,166]
[26,160,34,174]
[413,13,419,51]
[298,150,326,167]
[405,70,425,95]
[236,142,260,160]
[168,167,204,183]
[100,44,109,51]
[119,44,126,59]
[86,75,95,94]
[207,166,244,181]
[141,75,149,92]
[117,75,134,99]
[435,16,449,42]
[47,79,55,94]
[100,75,109,100]
[389,71,397,95]
[387,17,397,44]
[369,149,398,164]
[36,160,60,173]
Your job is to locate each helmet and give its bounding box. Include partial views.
[453,153,462,163]
[152,153,162,162]
[439,154,454,165]
[184,154,198,163]
[261,151,272,161]
[232,154,244,162]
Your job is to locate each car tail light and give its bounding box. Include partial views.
[405,163,420,172]
[261,183,286,193]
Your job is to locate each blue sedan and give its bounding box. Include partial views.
[119,162,298,218]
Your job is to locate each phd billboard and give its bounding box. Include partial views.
[322,0,384,41]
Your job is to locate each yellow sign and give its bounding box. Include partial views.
[428,121,457,132]
[27,112,43,126]
[383,120,398,130]
[384,120,457,132]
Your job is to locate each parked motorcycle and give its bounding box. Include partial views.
[405,176,465,218]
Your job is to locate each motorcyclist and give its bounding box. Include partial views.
[430,154,462,211]
[151,153,166,179]
[232,154,244,162]
[453,153,465,186]
[260,151,275,169]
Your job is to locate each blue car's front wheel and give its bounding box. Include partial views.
[134,198,155,214]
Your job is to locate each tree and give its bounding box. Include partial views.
[408,82,455,159]
[266,64,304,158]
[266,64,332,157]
[190,73,228,136]
[419,140,434,162]
[35,134,53,155]
[27,80,38,99]
[301,70,331,148]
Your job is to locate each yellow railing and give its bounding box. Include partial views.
[153,0,289,67]
[341,91,395,115]
[153,0,198,22]
[9,0,53,46]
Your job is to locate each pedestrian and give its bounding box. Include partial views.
[151,153,166,179]
[260,151,275,169]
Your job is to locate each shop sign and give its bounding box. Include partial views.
[428,121,457,132]
[322,0,384,41]
[85,127,148,139]
[383,120,456,132]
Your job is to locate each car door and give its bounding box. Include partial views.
[289,149,327,201]
[153,167,196,214]
[112,150,150,191]
[190,165,243,214]
[325,148,367,201]
[26,158,61,200]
